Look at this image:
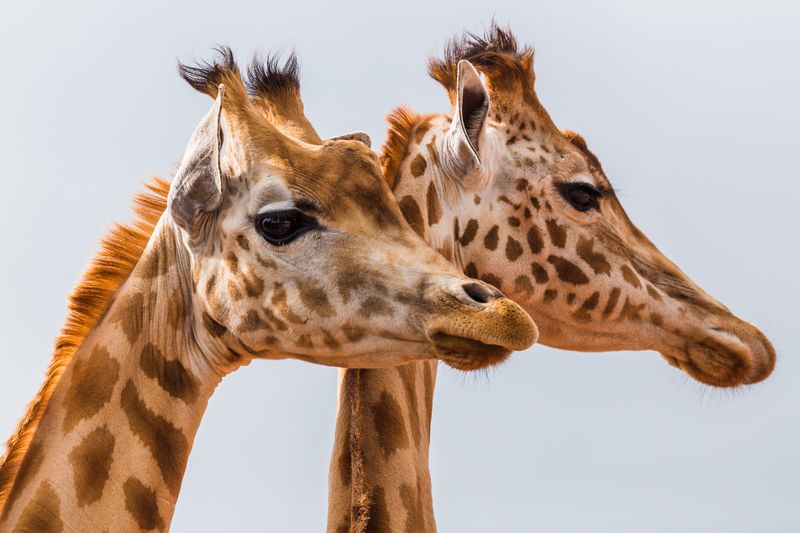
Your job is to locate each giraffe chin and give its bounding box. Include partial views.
[429,333,512,370]
[660,323,776,388]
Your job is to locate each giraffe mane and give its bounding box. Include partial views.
[0,177,170,512]
[380,106,424,189]
[428,22,535,98]
[245,49,300,103]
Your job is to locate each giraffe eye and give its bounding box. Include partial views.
[558,182,602,212]
[255,210,317,245]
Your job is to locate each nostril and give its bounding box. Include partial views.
[462,282,498,304]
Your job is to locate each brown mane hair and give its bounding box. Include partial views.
[428,22,535,101]
[0,177,170,511]
[380,106,425,189]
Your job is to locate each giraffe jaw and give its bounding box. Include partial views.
[429,333,512,370]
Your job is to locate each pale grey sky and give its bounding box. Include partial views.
[0,1,797,531]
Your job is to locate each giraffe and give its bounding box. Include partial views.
[327,25,776,533]
[0,48,539,532]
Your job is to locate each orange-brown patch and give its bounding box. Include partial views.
[68,425,115,507]
[62,346,120,432]
[139,343,199,403]
[398,196,425,238]
[123,477,165,531]
[410,154,427,177]
[12,481,62,533]
[113,292,145,344]
[426,181,442,226]
[296,279,335,317]
[371,392,409,458]
[120,380,189,497]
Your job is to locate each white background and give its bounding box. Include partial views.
[0,1,797,531]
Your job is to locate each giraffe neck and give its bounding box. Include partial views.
[0,218,239,532]
[328,363,439,533]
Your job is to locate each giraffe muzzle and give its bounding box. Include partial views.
[425,290,539,371]
[662,318,776,387]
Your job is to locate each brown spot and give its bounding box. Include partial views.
[618,297,645,321]
[413,121,430,143]
[531,262,549,283]
[547,256,590,285]
[140,343,198,403]
[459,219,479,246]
[621,264,642,289]
[371,391,409,458]
[573,292,600,322]
[483,225,499,251]
[227,279,243,301]
[523,207,532,219]
[515,178,529,191]
[13,481,62,533]
[63,346,120,432]
[358,297,394,318]
[138,234,171,279]
[271,283,304,324]
[508,216,521,227]
[480,273,503,289]
[123,477,165,531]
[410,154,427,177]
[342,324,365,342]
[204,274,217,297]
[530,196,541,210]
[236,234,250,251]
[114,292,145,344]
[225,252,240,275]
[396,364,421,445]
[426,181,441,225]
[297,280,335,317]
[400,476,429,533]
[647,285,663,301]
[1,442,44,521]
[505,236,523,261]
[398,196,425,238]
[514,275,534,295]
[567,293,577,305]
[321,329,341,350]
[544,289,558,302]
[464,262,479,279]
[120,380,189,497]
[242,270,265,298]
[473,195,481,204]
[527,225,544,254]
[576,236,611,275]
[545,219,567,248]
[336,423,351,488]
[239,309,267,332]
[296,334,314,348]
[602,287,621,317]
[202,311,227,337]
[69,425,115,507]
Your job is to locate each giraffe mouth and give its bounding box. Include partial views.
[429,332,512,370]
[660,324,776,387]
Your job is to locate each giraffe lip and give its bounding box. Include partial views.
[659,324,776,388]
[429,332,512,370]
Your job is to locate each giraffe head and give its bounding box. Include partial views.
[171,49,537,371]
[384,27,774,386]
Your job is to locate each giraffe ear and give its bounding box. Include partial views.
[443,60,489,177]
[327,131,372,147]
[169,85,224,240]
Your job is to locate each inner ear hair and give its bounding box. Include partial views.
[461,76,488,151]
